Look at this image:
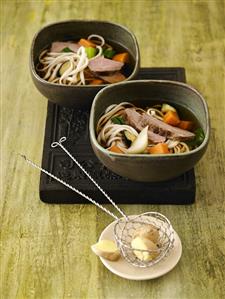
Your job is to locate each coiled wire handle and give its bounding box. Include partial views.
[51,137,128,220]
[20,154,120,220]
[20,137,128,221]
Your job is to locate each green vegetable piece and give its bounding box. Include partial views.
[194,128,205,145]
[161,103,176,113]
[61,47,73,53]
[85,47,97,59]
[111,116,125,125]
[59,61,70,76]
[187,127,205,148]
[103,48,116,59]
[124,131,136,142]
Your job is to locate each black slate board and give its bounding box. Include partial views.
[40,67,195,204]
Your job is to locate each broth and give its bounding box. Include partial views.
[36,37,134,85]
[96,100,205,155]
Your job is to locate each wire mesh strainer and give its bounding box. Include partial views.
[21,137,175,268]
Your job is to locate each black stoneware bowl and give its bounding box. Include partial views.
[30,20,140,108]
[89,80,210,182]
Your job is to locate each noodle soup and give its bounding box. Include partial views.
[30,20,140,107]
[36,34,133,86]
[96,101,205,155]
[89,80,209,181]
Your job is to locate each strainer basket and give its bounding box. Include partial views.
[114,212,174,267]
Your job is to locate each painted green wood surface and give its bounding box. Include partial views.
[1,1,225,298]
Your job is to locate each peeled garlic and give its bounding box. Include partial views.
[131,236,159,261]
[91,240,120,261]
[133,224,159,243]
[126,126,148,154]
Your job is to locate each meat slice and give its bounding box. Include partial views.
[97,71,126,83]
[125,108,166,144]
[88,56,124,72]
[50,41,80,53]
[125,108,195,141]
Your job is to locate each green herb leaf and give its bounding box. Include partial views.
[103,48,116,59]
[111,116,125,125]
[187,127,205,148]
[61,47,73,53]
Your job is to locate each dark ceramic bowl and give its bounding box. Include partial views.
[89,80,210,182]
[30,20,140,108]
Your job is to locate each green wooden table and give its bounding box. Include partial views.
[1,1,225,298]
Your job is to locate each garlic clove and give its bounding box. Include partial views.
[131,236,159,261]
[133,224,159,244]
[91,239,120,261]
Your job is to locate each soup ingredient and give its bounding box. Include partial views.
[163,110,181,126]
[194,128,205,146]
[37,34,130,86]
[112,52,129,63]
[173,142,190,153]
[85,47,97,59]
[111,115,125,125]
[125,109,166,144]
[96,102,203,155]
[97,72,126,84]
[131,236,159,261]
[147,107,164,120]
[148,143,170,154]
[187,128,205,148]
[126,126,148,154]
[125,108,195,141]
[108,145,124,153]
[133,224,159,243]
[88,56,124,72]
[50,41,80,53]
[87,34,105,46]
[103,48,116,59]
[161,103,177,113]
[147,131,166,144]
[59,61,71,76]
[61,47,73,53]
[178,120,193,131]
[79,38,96,48]
[91,240,120,261]
[37,46,89,85]
[124,130,136,143]
[89,79,104,85]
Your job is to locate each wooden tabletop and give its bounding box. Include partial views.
[1,1,225,298]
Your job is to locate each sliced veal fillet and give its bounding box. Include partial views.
[50,42,80,53]
[125,108,195,141]
[124,109,166,144]
[88,56,124,72]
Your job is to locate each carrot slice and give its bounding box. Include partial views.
[78,38,96,48]
[89,79,104,85]
[178,120,193,131]
[108,145,124,154]
[148,143,170,154]
[163,111,180,126]
[112,52,129,63]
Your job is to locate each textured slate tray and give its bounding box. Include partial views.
[40,67,195,204]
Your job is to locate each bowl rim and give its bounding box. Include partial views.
[30,19,140,88]
[89,79,210,159]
